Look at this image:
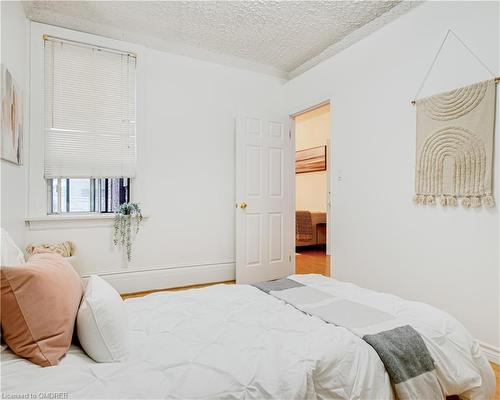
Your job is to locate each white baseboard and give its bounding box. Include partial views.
[82,262,235,294]
[478,340,500,364]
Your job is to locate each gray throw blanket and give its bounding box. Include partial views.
[252,278,442,400]
[296,211,313,241]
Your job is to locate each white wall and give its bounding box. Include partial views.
[285,1,500,349]
[295,104,330,212]
[26,22,286,292]
[296,173,327,212]
[13,1,500,353]
[0,1,29,247]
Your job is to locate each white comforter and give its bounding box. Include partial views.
[1,274,494,399]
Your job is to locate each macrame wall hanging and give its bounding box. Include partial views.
[412,30,498,208]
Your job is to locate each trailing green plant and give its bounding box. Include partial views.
[113,202,143,262]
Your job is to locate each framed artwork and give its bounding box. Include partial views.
[295,145,326,174]
[1,64,23,165]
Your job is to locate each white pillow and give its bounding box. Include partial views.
[1,228,25,266]
[77,275,130,362]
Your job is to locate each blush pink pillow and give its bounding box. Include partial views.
[1,252,83,366]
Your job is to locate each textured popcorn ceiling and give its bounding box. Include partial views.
[23,1,418,79]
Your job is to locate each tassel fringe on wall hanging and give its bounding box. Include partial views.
[412,30,498,208]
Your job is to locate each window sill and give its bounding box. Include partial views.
[25,213,148,231]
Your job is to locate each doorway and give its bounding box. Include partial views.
[292,102,331,277]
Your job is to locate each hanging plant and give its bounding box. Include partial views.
[113,202,143,262]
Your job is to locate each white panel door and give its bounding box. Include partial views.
[235,116,293,284]
[326,138,332,256]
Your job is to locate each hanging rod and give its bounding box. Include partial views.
[43,34,136,58]
[411,76,500,105]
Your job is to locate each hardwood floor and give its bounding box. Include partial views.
[121,280,234,300]
[492,362,500,400]
[295,246,331,276]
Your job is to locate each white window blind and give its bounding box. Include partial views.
[44,37,136,179]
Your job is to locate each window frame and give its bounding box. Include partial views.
[42,35,136,217]
[47,177,131,215]
[27,25,141,221]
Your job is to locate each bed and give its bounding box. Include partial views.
[1,274,495,399]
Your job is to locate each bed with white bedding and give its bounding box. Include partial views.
[1,274,495,399]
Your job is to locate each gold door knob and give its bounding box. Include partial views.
[239,202,248,209]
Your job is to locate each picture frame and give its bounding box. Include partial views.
[1,64,23,165]
[295,145,326,174]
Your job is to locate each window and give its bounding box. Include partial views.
[43,37,136,214]
[48,178,130,214]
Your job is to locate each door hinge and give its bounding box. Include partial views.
[289,130,291,139]
[289,254,292,262]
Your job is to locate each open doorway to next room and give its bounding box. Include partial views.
[293,103,331,277]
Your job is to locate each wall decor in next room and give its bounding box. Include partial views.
[296,145,326,174]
